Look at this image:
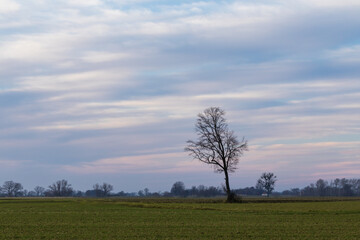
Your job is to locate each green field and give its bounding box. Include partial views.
[1,198,360,239]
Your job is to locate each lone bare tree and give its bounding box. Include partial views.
[185,107,248,202]
[256,172,277,196]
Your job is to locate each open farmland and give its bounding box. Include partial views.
[0,198,360,239]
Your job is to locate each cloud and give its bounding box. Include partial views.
[62,152,201,174]
[32,117,161,131]
[81,51,131,63]
[0,159,29,167]
[65,0,102,7]
[17,70,132,92]
[0,0,20,13]
[326,45,360,63]
[300,0,360,8]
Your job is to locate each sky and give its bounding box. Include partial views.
[1,0,359,193]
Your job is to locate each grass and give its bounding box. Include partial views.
[0,197,360,239]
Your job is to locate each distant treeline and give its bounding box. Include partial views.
[1,178,360,197]
[292,178,360,197]
[234,178,360,197]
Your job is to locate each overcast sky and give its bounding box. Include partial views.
[1,0,359,192]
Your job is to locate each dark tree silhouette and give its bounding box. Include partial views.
[316,179,327,196]
[256,172,277,196]
[101,183,113,196]
[171,181,186,196]
[185,107,248,202]
[92,183,103,197]
[1,181,23,197]
[92,183,113,197]
[143,188,150,196]
[48,179,73,196]
[34,186,45,197]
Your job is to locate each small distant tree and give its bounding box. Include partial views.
[138,190,144,197]
[171,181,186,197]
[256,172,277,196]
[333,178,341,196]
[92,183,103,197]
[185,107,248,202]
[92,183,113,197]
[48,179,73,197]
[34,186,45,197]
[341,181,354,196]
[144,188,150,196]
[101,183,113,196]
[316,179,328,196]
[22,189,28,197]
[28,191,37,197]
[2,181,23,197]
[290,188,300,196]
[74,191,84,197]
[93,183,101,191]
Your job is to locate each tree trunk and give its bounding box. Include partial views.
[224,169,233,202]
